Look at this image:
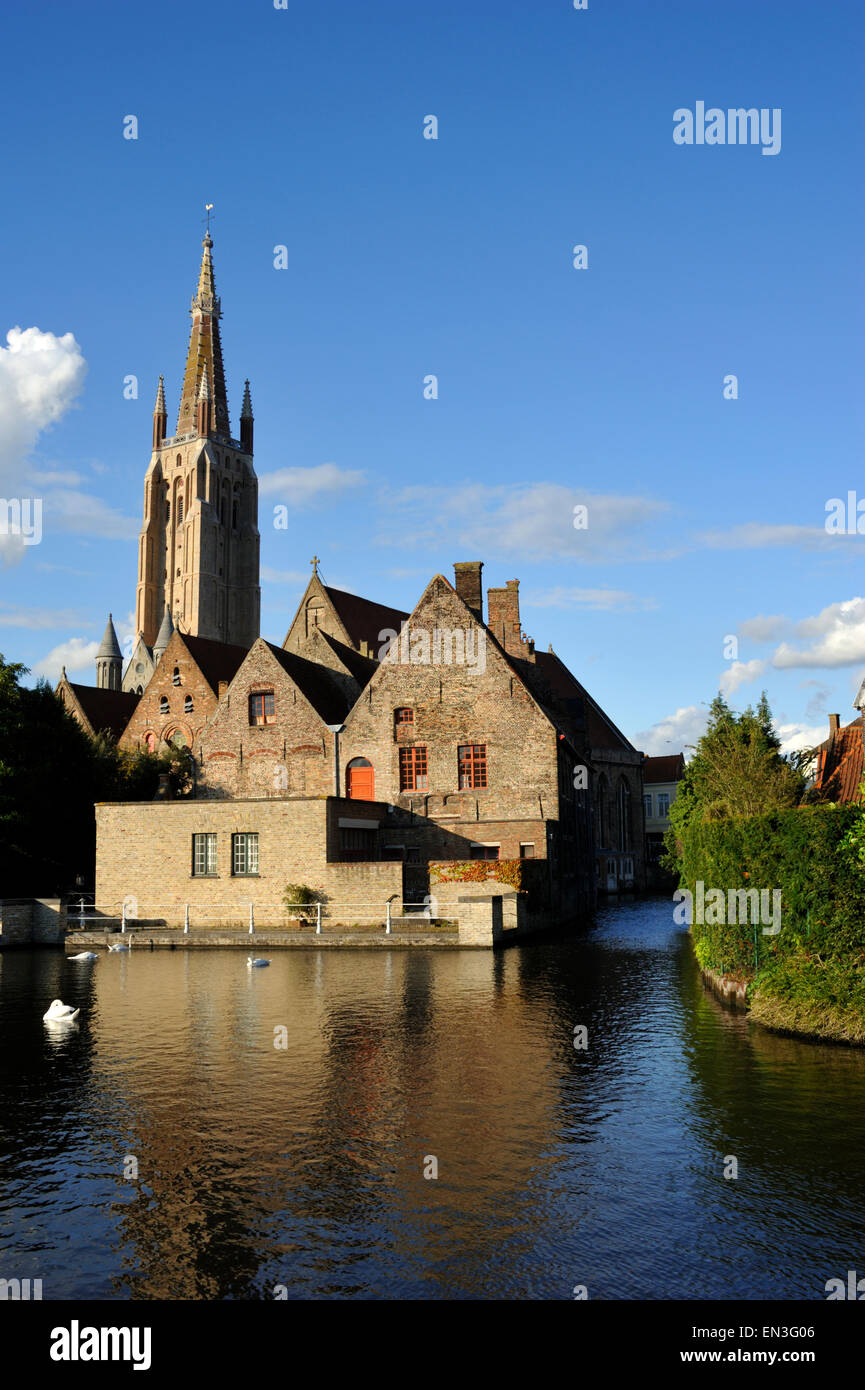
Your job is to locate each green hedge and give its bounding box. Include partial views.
[675,804,865,983]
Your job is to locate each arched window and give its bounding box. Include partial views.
[346,757,375,800]
[184,696,194,713]
[145,732,156,753]
[173,666,182,686]
[160,697,169,715]
[617,777,632,852]
[177,496,184,524]
[171,731,187,748]
[597,774,609,849]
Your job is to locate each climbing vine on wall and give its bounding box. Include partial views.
[430,859,526,892]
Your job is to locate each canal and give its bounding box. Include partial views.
[1,895,863,1299]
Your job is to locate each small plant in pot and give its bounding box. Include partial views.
[282,884,323,929]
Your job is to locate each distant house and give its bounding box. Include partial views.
[643,753,686,881]
[812,713,864,803]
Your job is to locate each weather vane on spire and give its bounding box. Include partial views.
[204,203,214,237]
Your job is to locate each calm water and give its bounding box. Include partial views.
[1,897,864,1300]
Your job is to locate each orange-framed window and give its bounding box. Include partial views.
[249,691,275,726]
[458,743,487,789]
[394,707,414,726]
[399,745,428,791]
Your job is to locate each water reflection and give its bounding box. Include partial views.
[0,901,864,1300]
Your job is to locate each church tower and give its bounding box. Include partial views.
[134,231,260,650]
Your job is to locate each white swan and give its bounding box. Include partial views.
[43,999,80,1023]
[108,942,130,952]
[69,952,98,961]
[247,957,270,968]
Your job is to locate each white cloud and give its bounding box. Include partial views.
[0,326,87,480]
[738,614,788,642]
[377,481,671,562]
[524,586,656,611]
[772,597,865,669]
[33,637,100,680]
[632,704,708,757]
[776,722,828,758]
[719,658,767,697]
[698,522,862,551]
[258,463,365,506]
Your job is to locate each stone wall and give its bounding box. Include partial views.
[0,899,65,945]
[95,799,403,928]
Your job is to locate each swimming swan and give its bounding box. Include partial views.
[43,999,80,1022]
[247,957,270,968]
[69,952,98,961]
[108,942,130,952]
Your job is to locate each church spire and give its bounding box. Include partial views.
[96,614,122,691]
[240,379,253,453]
[152,374,167,449]
[176,230,230,438]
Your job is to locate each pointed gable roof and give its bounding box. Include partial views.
[179,634,250,693]
[264,642,352,724]
[322,585,408,654]
[63,682,139,741]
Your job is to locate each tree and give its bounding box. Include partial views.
[668,692,804,845]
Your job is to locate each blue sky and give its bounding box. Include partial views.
[1,0,863,755]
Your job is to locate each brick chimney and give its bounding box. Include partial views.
[487,578,533,659]
[829,713,840,735]
[453,562,484,623]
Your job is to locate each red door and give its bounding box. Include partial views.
[346,758,375,800]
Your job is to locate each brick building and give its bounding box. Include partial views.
[54,228,647,935]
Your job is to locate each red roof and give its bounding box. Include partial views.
[813,719,864,802]
[643,753,686,784]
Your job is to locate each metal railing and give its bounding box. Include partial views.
[68,898,452,937]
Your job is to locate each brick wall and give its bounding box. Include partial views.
[120,629,217,753]
[197,640,334,799]
[340,576,562,826]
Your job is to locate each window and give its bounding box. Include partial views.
[458,743,487,790]
[159,697,169,715]
[171,731,187,748]
[394,707,414,726]
[470,844,499,860]
[643,793,652,818]
[657,792,670,817]
[340,828,376,861]
[382,845,405,861]
[184,696,194,713]
[249,692,275,726]
[173,666,182,686]
[192,833,217,876]
[232,832,259,876]
[399,745,428,791]
[519,843,535,859]
[177,497,184,524]
[617,778,632,852]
